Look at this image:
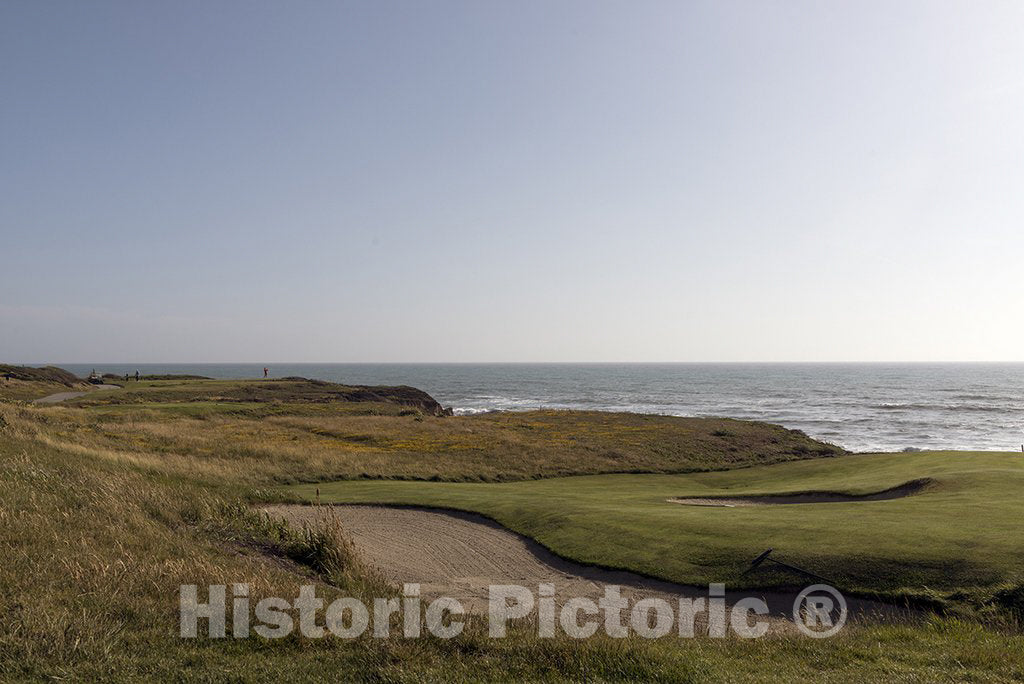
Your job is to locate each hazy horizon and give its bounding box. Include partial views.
[18,360,1024,366]
[4,2,1024,363]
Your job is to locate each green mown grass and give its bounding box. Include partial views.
[294,451,1024,609]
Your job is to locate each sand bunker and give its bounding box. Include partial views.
[264,504,718,614]
[668,478,933,507]
[262,503,908,627]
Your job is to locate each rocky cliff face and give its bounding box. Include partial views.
[338,385,452,416]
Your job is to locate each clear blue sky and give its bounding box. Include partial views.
[3,1,1023,362]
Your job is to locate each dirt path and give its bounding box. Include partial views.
[33,385,120,404]
[263,504,909,630]
[668,478,933,507]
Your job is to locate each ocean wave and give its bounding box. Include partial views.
[869,402,1018,413]
[452,407,501,415]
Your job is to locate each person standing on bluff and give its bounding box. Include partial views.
[135,370,140,382]
[263,367,269,378]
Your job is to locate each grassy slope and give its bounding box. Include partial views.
[36,379,845,483]
[0,364,92,401]
[296,451,1024,604]
[2,376,1023,680]
[0,364,81,385]
[1,411,716,682]
[0,378,83,401]
[2,409,1021,681]
[65,376,451,414]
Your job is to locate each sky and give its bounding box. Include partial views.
[2,1,1024,363]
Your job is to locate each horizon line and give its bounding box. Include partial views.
[22,360,1024,366]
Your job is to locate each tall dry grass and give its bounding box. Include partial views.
[2,403,1022,681]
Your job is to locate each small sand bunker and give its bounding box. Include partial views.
[668,478,933,507]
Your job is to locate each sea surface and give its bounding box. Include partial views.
[58,363,1024,453]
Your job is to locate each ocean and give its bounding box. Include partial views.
[58,363,1024,453]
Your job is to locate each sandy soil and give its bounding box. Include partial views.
[263,504,909,630]
[667,478,933,507]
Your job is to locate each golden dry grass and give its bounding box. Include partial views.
[13,378,844,485]
[2,384,1021,681]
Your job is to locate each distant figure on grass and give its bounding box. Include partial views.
[124,373,129,382]
[135,370,140,382]
[263,367,269,378]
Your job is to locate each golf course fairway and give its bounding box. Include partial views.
[289,451,1024,603]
